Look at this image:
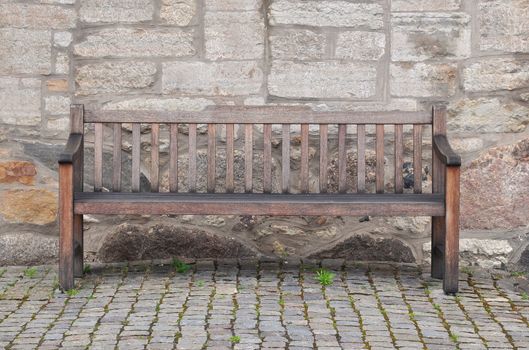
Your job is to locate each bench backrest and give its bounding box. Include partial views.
[71,105,447,195]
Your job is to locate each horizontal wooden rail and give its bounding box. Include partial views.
[74,192,445,217]
[84,107,432,124]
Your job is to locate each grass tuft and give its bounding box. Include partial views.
[315,268,335,286]
[65,289,79,297]
[24,267,37,278]
[171,258,191,274]
[229,335,240,344]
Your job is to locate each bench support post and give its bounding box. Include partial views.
[59,163,74,291]
[443,166,460,294]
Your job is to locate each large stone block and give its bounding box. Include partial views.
[270,29,326,60]
[449,98,529,133]
[269,0,384,29]
[0,28,51,74]
[0,78,41,126]
[269,61,377,99]
[0,3,75,29]
[80,0,153,23]
[390,62,457,97]
[392,0,461,11]
[206,0,261,11]
[76,61,157,95]
[461,139,529,230]
[160,0,195,25]
[74,28,195,58]
[45,96,71,115]
[0,189,57,225]
[103,97,213,111]
[480,0,529,53]
[335,31,385,60]
[463,58,529,92]
[162,61,263,95]
[205,11,264,60]
[0,161,37,186]
[391,12,471,61]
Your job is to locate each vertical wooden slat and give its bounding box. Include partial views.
[376,124,385,194]
[394,124,403,194]
[413,124,423,194]
[225,124,234,193]
[319,124,328,193]
[432,105,447,279]
[132,123,141,192]
[112,123,121,192]
[444,166,460,294]
[244,124,253,193]
[94,123,103,192]
[207,124,216,193]
[188,123,197,193]
[301,123,309,193]
[357,124,365,193]
[281,124,290,194]
[263,124,272,193]
[151,123,160,192]
[169,124,178,193]
[338,124,347,193]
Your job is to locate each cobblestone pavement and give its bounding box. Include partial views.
[1,259,529,350]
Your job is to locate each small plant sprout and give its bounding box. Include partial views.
[511,271,526,277]
[229,335,241,344]
[24,267,37,278]
[521,292,529,300]
[196,280,205,288]
[450,333,459,343]
[315,268,335,286]
[460,266,472,275]
[83,264,92,274]
[66,289,79,297]
[0,269,6,278]
[171,259,191,274]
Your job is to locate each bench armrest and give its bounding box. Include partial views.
[433,135,461,166]
[58,133,83,164]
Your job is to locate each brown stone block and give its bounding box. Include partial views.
[0,189,57,225]
[0,161,37,185]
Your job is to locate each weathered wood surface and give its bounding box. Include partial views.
[75,192,445,217]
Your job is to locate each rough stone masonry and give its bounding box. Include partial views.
[0,0,528,268]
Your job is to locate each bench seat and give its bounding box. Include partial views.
[74,192,445,216]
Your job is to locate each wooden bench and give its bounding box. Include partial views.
[58,104,461,294]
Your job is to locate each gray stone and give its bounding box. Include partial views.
[0,77,41,126]
[308,235,415,263]
[98,223,256,262]
[391,12,471,61]
[206,0,261,11]
[55,52,70,75]
[205,11,264,60]
[76,61,156,95]
[335,31,386,60]
[0,232,58,265]
[269,0,384,29]
[268,61,377,99]
[74,28,195,58]
[162,61,263,96]
[424,239,513,269]
[269,29,326,60]
[102,97,214,111]
[480,0,529,53]
[463,58,529,92]
[160,0,195,25]
[448,97,529,133]
[392,0,461,11]
[45,96,71,116]
[80,0,153,23]
[0,3,76,29]
[0,28,51,74]
[53,31,73,47]
[390,62,457,97]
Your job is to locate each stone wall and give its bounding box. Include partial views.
[1,0,528,268]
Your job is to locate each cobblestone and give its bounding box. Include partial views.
[0,261,528,349]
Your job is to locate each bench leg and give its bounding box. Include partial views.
[443,166,460,294]
[431,216,445,279]
[59,164,74,291]
[73,214,84,278]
